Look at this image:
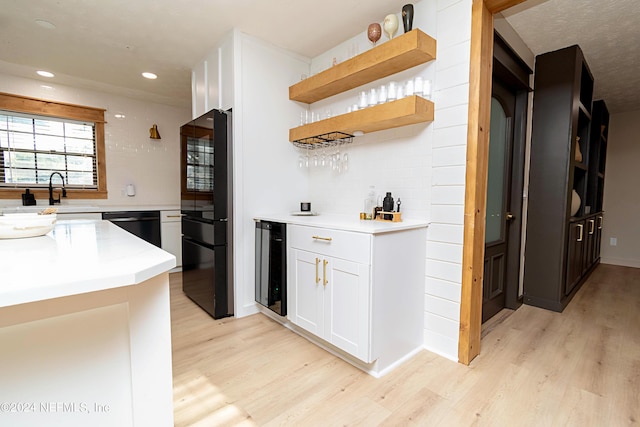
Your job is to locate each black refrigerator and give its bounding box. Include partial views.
[180,109,233,319]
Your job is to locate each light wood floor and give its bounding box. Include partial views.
[170,264,640,426]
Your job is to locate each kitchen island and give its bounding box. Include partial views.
[0,219,175,427]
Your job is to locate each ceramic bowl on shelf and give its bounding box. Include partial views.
[0,213,57,239]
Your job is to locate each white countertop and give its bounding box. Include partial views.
[0,204,180,214]
[254,212,429,234]
[0,219,176,308]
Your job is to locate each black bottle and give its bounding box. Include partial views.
[383,192,394,220]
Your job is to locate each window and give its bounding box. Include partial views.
[0,112,97,187]
[0,93,107,200]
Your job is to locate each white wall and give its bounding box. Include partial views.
[600,109,640,268]
[0,73,190,208]
[231,32,311,317]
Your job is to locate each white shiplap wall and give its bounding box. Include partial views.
[424,0,472,360]
[300,0,473,361]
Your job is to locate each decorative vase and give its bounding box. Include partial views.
[402,4,414,33]
[571,189,581,216]
[383,14,399,39]
[575,136,583,163]
[367,23,381,46]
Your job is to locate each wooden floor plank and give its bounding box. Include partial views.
[171,264,640,426]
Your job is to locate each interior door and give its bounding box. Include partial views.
[482,34,531,323]
[482,79,516,323]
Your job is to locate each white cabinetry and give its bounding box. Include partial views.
[288,224,426,375]
[191,32,234,118]
[160,210,182,267]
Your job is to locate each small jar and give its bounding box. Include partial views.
[378,84,388,104]
[358,91,368,109]
[405,79,414,97]
[368,88,378,107]
[414,76,424,96]
[387,81,398,100]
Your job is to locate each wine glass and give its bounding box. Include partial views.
[383,14,399,39]
[368,23,381,46]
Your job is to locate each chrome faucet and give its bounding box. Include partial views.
[48,172,67,205]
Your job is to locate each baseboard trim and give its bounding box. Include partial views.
[600,258,640,269]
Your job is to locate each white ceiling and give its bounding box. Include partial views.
[1,0,638,113]
[0,0,408,108]
[503,0,640,113]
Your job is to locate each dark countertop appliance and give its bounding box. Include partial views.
[255,221,286,316]
[102,210,161,247]
[180,109,233,319]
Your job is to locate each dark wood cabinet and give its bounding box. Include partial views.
[523,45,608,312]
[565,220,585,296]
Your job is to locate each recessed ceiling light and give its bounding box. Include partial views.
[35,19,56,30]
[142,72,157,80]
[36,70,54,78]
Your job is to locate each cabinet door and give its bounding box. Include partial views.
[161,221,182,267]
[324,257,372,362]
[290,249,324,336]
[566,221,585,295]
[594,215,604,262]
[192,60,206,119]
[218,36,234,111]
[583,217,596,273]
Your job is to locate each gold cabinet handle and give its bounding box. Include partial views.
[589,219,595,235]
[315,258,320,284]
[312,235,333,242]
[505,212,515,221]
[577,224,584,242]
[323,259,328,286]
[598,216,603,229]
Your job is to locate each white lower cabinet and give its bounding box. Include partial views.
[291,248,371,361]
[160,210,182,267]
[287,223,426,374]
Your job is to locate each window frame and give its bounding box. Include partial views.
[0,92,107,200]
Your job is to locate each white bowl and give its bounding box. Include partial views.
[0,213,57,239]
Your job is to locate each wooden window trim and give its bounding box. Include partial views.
[0,92,108,200]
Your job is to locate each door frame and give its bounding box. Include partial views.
[459,0,528,365]
[492,33,531,313]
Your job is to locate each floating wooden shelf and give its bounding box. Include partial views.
[289,29,437,104]
[289,95,433,143]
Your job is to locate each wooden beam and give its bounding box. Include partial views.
[484,0,527,14]
[459,0,528,365]
[459,0,494,365]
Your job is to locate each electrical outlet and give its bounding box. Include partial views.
[610,237,617,246]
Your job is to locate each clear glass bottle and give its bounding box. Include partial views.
[364,186,376,220]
